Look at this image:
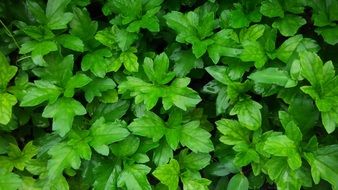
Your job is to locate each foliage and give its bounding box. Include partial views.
[0,0,338,189]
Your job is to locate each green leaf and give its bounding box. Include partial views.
[272,15,306,36]
[153,140,173,166]
[316,26,338,45]
[260,0,284,18]
[83,77,116,103]
[42,97,87,137]
[81,49,112,78]
[276,35,303,63]
[1,141,38,171]
[207,29,242,64]
[263,135,302,170]
[0,93,17,125]
[119,50,139,72]
[119,77,201,111]
[31,55,74,86]
[128,112,166,142]
[45,0,73,30]
[226,4,251,29]
[143,53,175,84]
[304,145,338,188]
[47,143,82,180]
[70,7,98,41]
[299,51,329,88]
[216,119,250,145]
[321,111,338,134]
[264,157,311,190]
[57,34,84,52]
[248,67,297,87]
[20,41,58,66]
[0,51,17,90]
[89,117,130,155]
[240,41,267,68]
[95,25,137,51]
[240,24,265,42]
[117,164,151,190]
[165,126,181,150]
[179,150,211,171]
[180,121,214,153]
[171,50,203,77]
[230,98,262,130]
[152,159,180,190]
[227,173,249,190]
[93,162,120,190]
[181,170,211,190]
[278,111,303,143]
[64,73,92,97]
[126,7,162,32]
[0,171,22,190]
[110,135,140,157]
[89,100,129,122]
[164,10,216,58]
[20,80,62,107]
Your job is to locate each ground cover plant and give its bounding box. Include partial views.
[0,0,338,189]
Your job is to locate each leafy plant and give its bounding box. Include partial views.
[0,0,338,189]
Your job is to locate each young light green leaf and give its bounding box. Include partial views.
[263,135,302,170]
[42,97,86,137]
[230,98,262,130]
[180,121,214,153]
[152,159,180,190]
[0,51,17,90]
[0,93,17,125]
[240,24,265,42]
[113,49,139,72]
[0,171,22,190]
[143,53,175,84]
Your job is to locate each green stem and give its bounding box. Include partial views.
[0,19,20,49]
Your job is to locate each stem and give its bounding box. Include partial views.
[0,19,20,49]
[16,55,31,62]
